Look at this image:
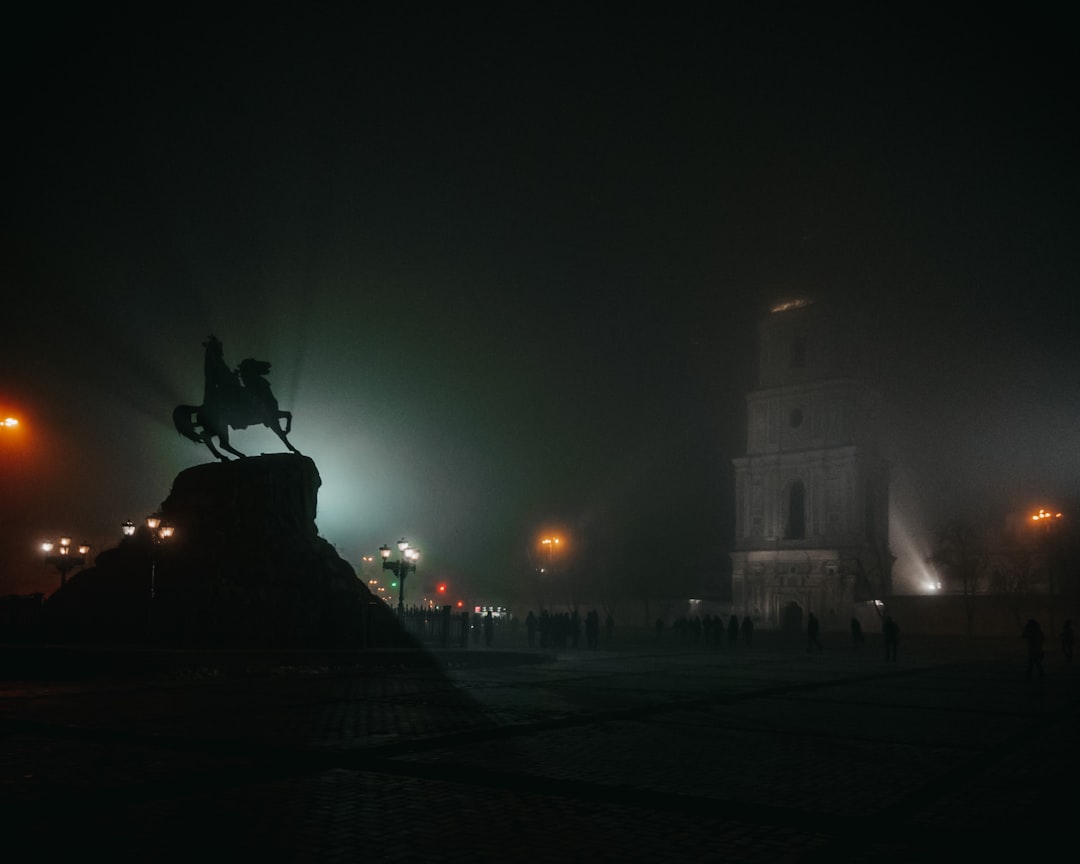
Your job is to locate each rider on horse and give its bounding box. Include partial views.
[174,336,298,460]
[202,335,265,431]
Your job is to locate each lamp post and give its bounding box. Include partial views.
[380,537,419,614]
[41,536,91,589]
[537,536,563,609]
[540,536,561,572]
[144,514,175,600]
[139,514,174,641]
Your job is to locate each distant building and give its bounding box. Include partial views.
[730,299,892,631]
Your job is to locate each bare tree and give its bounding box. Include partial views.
[930,520,988,637]
[991,544,1037,630]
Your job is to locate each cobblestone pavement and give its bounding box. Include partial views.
[1,636,1076,861]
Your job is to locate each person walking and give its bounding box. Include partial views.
[526,610,537,649]
[883,615,899,662]
[1022,618,1045,678]
[741,615,754,648]
[807,612,822,653]
[586,609,600,650]
[850,617,864,649]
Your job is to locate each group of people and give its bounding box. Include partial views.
[512,610,1078,676]
[659,614,755,648]
[524,609,614,650]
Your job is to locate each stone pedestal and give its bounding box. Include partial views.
[45,455,414,648]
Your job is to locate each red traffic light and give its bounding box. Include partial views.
[437,583,447,593]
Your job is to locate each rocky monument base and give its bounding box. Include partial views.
[44,455,417,649]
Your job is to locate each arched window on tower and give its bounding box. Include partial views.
[785,480,806,540]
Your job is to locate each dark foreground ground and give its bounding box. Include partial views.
[1,630,1076,862]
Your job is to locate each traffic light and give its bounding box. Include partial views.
[437,583,447,594]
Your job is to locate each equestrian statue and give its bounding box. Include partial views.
[173,335,300,460]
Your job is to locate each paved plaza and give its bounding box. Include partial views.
[1,632,1076,861]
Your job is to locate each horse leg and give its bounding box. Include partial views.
[274,425,301,455]
[264,414,300,455]
[192,413,229,461]
[204,437,230,461]
[217,427,247,459]
[258,410,300,455]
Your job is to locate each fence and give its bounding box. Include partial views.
[396,606,471,648]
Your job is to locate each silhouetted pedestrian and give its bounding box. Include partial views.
[807,612,822,653]
[1062,619,1075,663]
[741,615,753,647]
[850,617,864,649]
[883,615,899,662]
[483,611,494,648]
[714,616,725,646]
[605,613,615,641]
[729,615,739,649]
[1022,618,1044,678]
[585,609,600,649]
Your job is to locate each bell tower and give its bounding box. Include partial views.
[730,299,892,630]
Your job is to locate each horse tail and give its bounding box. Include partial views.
[173,404,203,443]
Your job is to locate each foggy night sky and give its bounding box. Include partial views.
[3,5,1079,599]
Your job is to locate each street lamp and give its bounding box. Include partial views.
[540,536,561,572]
[138,513,175,641]
[1031,508,1064,536]
[41,536,91,588]
[145,514,175,600]
[380,537,419,614]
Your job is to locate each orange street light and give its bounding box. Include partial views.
[1031,508,1064,537]
[540,536,562,569]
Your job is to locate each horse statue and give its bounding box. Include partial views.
[173,335,301,461]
